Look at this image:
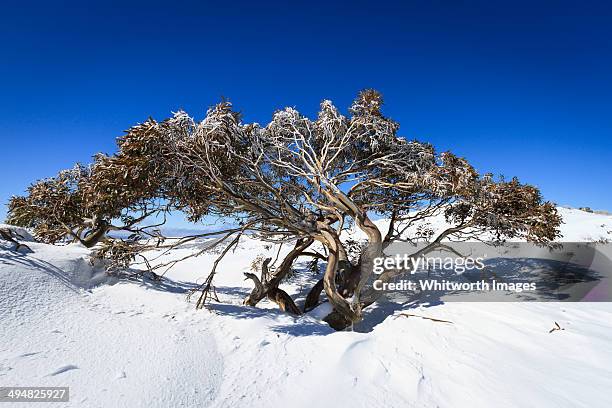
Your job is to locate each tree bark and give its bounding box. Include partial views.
[303,278,324,312]
[267,288,302,315]
[336,244,359,297]
[351,213,383,315]
[80,223,110,248]
[318,227,360,324]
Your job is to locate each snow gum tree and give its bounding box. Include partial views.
[6,90,561,329]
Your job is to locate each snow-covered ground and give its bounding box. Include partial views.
[1,208,612,407]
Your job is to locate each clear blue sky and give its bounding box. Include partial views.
[1,0,611,226]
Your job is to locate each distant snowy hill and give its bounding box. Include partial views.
[1,208,612,407]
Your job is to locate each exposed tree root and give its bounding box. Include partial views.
[323,310,353,331]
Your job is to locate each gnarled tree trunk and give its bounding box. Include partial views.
[244,238,313,307]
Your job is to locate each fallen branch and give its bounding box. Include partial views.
[394,312,454,324]
[548,321,565,333]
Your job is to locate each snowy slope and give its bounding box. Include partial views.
[1,209,612,408]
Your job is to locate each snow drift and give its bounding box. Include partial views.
[1,209,612,407]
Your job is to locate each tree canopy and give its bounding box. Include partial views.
[7,90,561,329]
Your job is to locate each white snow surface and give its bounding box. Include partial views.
[1,209,612,407]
